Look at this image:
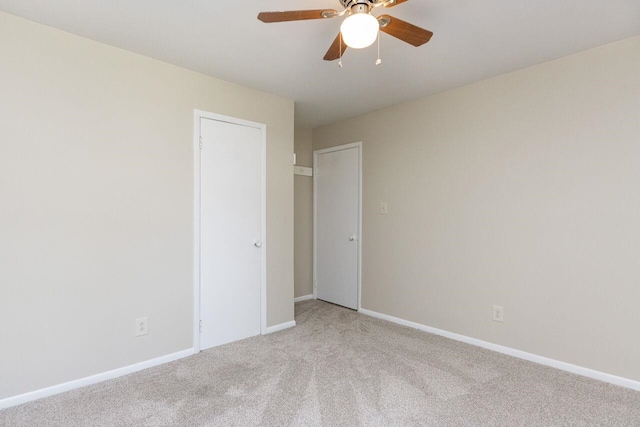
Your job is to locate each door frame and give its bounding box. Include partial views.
[313,141,363,310]
[193,109,267,353]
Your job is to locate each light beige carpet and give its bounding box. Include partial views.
[2,300,640,426]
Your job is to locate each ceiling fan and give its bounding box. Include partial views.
[258,0,433,61]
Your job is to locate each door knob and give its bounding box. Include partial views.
[254,240,263,248]
[349,235,357,241]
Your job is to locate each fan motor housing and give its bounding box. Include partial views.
[339,0,376,9]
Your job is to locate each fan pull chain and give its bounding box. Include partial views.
[376,31,382,65]
[339,33,343,68]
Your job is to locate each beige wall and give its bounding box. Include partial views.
[294,128,314,298]
[313,36,640,382]
[0,12,294,400]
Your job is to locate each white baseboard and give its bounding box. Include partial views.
[0,348,195,410]
[294,294,314,303]
[358,308,640,392]
[265,320,296,334]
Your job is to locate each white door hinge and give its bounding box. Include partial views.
[199,136,203,149]
[199,320,203,333]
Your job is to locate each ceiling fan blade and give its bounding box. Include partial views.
[323,33,348,61]
[258,9,338,23]
[384,0,409,7]
[378,14,433,47]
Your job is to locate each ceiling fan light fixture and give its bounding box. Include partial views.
[340,13,379,49]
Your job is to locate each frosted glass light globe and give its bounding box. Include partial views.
[340,13,379,49]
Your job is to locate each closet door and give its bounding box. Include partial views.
[315,144,361,310]
[199,117,263,350]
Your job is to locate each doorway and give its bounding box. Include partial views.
[314,142,362,310]
[193,111,267,352]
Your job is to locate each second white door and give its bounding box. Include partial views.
[200,117,263,350]
[314,143,360,310]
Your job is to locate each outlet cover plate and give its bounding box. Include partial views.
[492,305,504,322]
[136,317,148,336]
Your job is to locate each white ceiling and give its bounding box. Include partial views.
[1,0,639,128]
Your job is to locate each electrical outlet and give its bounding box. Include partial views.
[135,317,148,336]
[492,305,504,322]
[380,202,388,214]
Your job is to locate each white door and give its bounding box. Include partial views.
[314,143,361,310]
[199,117,263,350]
